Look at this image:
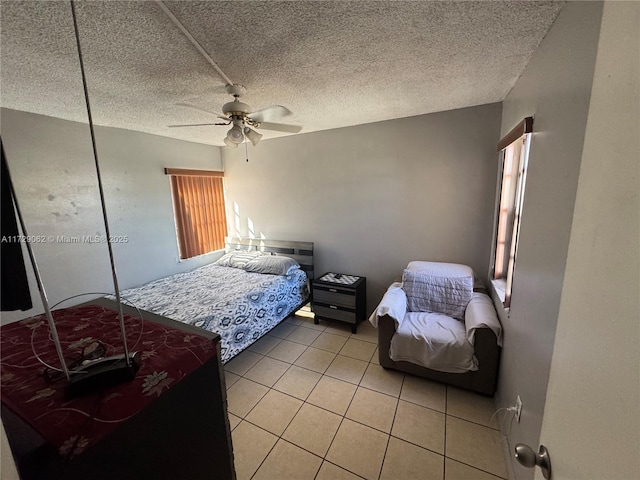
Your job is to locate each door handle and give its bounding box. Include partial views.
[514,444,551,479]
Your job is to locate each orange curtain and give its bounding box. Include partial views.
[170,175,227,259]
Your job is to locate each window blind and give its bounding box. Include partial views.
[168,172,227,259]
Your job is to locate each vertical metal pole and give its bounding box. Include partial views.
[70,0,130,364]
[4,162,70,380]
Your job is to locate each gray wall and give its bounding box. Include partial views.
[491,3,604,479]
[222,103,502,313]
[538,2,640,478]
[1,108,222,323]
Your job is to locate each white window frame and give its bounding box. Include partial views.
[489,118,533,309]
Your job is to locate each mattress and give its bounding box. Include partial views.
[117,263,308,362]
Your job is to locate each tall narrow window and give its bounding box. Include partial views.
[165,168,227,260]
[490,117,533,308]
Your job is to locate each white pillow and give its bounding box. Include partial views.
[214,250,263,269]
[213,251,236,267]
[244,255,300,275]
[402,263,474,320]
[229,250,264,269]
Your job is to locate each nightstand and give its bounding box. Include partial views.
[312,273,366,333]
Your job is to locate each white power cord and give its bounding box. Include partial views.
[490,406,518,437]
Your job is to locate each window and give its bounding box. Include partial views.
[165,168,228,260]
[490,117,533,308]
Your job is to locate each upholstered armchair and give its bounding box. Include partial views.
[369,262,502,396]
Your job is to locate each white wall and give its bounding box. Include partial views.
[493,3,604,479]
[537,2,640,478]
[223,103,502,313]
[1,108,222,323]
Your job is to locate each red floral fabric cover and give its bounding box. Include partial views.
[0,305,216,458]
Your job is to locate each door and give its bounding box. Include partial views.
[535,4,639,479]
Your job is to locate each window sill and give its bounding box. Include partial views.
[489,278,510,316]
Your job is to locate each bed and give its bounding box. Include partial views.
[113,237,314,363]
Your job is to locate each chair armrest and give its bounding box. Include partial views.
[368,282,406,328]
[465,292,502,347]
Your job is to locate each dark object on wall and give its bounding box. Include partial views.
[1,139,33,311]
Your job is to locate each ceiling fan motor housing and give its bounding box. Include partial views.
[223,99,251,118]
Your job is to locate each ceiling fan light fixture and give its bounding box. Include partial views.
[244,127,262,146]
[223,137,238,148]
[226,124,244,144]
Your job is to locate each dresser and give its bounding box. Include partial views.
[0,298,235,480]
[312,273,366,333]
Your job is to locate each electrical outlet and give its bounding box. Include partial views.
[515,395,523,422]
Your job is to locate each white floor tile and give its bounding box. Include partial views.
[446,386,498,428]
[360,363,404,397]
[401,374,446,413]
[326,419,389,480]
[231,421,277,480]
[245,389,303,436]
[445,416,507,478]
[346,387,398,433]
[283,403,342,457]
[380,436,444,480]
[391,399,445,454]
[252,439,322,480]
[227,378,269,417]
[307,376,357,415]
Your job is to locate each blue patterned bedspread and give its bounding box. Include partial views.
[117,264,309,362]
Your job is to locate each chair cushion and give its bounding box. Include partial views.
[402,262,474,320]
[389,311,477,373]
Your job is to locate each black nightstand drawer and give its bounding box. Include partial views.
[312,273,366,333]
[313,304,357,324]
[314,287,355,308]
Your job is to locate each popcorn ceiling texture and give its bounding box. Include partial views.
[0,1,563,146]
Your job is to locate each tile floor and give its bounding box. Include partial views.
[224,312,508,480]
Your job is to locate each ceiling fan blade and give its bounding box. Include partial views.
[250,105,292,123]
[167,123,221,128]
[175,103,228,120]
[257,122,302,133]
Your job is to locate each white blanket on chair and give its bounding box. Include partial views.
[369,286,502,373]
[389,312,478,373]
[368,282,405,328]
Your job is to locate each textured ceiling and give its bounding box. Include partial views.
[0,1,564,147]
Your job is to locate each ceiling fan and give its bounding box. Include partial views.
[169,84,302,148]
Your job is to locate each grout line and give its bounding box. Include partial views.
[443,385,448,479]
[446,412,501,431]
[376,373,405,480]
[319,459,368,480]
[445,457,507,479]
[387,432,445,458]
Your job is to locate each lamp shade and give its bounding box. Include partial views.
[226,125,244,144]
[244,127,263,146]
[223,137,238,148]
